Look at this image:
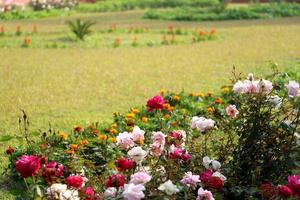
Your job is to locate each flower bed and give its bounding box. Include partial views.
[3,68,300,199]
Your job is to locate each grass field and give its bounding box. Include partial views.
[0,11,300,198]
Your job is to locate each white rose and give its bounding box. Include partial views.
[128,147,147,163]
[158,180,179,195]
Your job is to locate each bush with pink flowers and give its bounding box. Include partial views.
[3,67,300,199]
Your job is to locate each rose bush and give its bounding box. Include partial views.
[3,67,300,199]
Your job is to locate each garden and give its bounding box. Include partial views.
[0,0,300,200]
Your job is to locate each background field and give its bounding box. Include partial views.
[0,11,300,198]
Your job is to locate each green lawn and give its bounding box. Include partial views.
[0,11,300,199]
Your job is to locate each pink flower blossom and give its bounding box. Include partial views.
[43,161,64,184]
[196,188,215,200]
[150,142,164,157]
[116,132,134,150]
[104,187,117,198]
[132,126,145,143]
[180,172,200,190]
[191,116,215,132]
[122,183,145,200]
[66,175,84,189]
[286,81,300,97]
[225,105,239,118]
[151,131,166,144]
[288,175,300,196]
[130,171,152,185]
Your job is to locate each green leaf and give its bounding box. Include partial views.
[0,135,14,142]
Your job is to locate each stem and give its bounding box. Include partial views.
[23,178,29,192]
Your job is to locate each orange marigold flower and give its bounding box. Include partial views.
[98,134,108,141]
[74,125,83,132]
[39,143,47,149]
[173,95,180,101]
[70,144,78,151]
[163,103,170,109]
[23,37,30,46]
[171,122,178,127]
[67,150,75,155]
[58,132,68,140]
[128,126,134,132]
[91,129,99,135]
[110,129,118,134]
[132,108,140,114]
[125,113,135,119]
[109,137,117,143]
[168,106,174,112]
[141,117,148,123]
[215,97,222,105]
[207,92,213,97]
[79,140,89,146]
[189,92,195,97]
[207,107,215,113]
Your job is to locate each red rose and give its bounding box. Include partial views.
[6,146,14,155]
[15,155,41,178]
[261,183,277,199]
[278,185,293,198]
[207,176,223,190]
[66,175,84,189]
[106,174,126,188]
[42,161,64,184]
[146,95,165,112]
[181,153,192,162]
[116,158,135,171]
[199,170,213,183]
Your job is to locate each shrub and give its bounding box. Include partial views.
[66,19,95,40]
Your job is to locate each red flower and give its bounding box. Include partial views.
[42,161,64,184]
[6,146,14,155]
[106,174,126,188]
[288,175,300,196]
[146,95,165,112]
[207,176,223,190]
[181,153,192,162]
[15,155,41,178]
[278,185,293,198]
[84,186,95,200]
[116,158,135,171]
[66,175,84,189]
[199,170,213,183]
[261,183,277,199]
[166,130,185,147]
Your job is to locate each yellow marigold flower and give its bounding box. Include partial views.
[109,137,117,143]
[168,106,174,112]
[141,117,148,123]
[110,129,118,134]
[58,132,68,140]
[207,91,213,97]
[111,123,118,129]
[173,95,180,101]
[222,87,230,93]
[79,140,89,146]
[164,114,171,119]
[125,113,135,119]
[98,134,107,141]
[160,89,166,96]
[70,144,78,151]
[197,92,205,98]
[128,126,134,132]
[207,107,215,113]
[132,108,140,114]
[135,139,144,145]
[171,122,178,127]
[113,112,119,117]
[107,160,115,169]
[215,97,222,105]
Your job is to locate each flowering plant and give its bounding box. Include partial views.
[3,67,300,199]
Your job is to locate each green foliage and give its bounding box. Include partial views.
[144,3,300,21]
[66,19,95,40]
[75,0,219,13]
[0,9,72,20]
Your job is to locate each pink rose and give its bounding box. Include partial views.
[225,105,239,118]
[66,175,84,189]
[16,155,41,178]
[116,132,134,150]
[130,171,152,185]
[199,170,213,183]
[132,126,145,143]
[288,175,300,196]
[122,183,145,200]
[180,172,200,190]
[146,95,165,112]
[196,188,215,200]
[43,161,64,184]
[285,81,300,97]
